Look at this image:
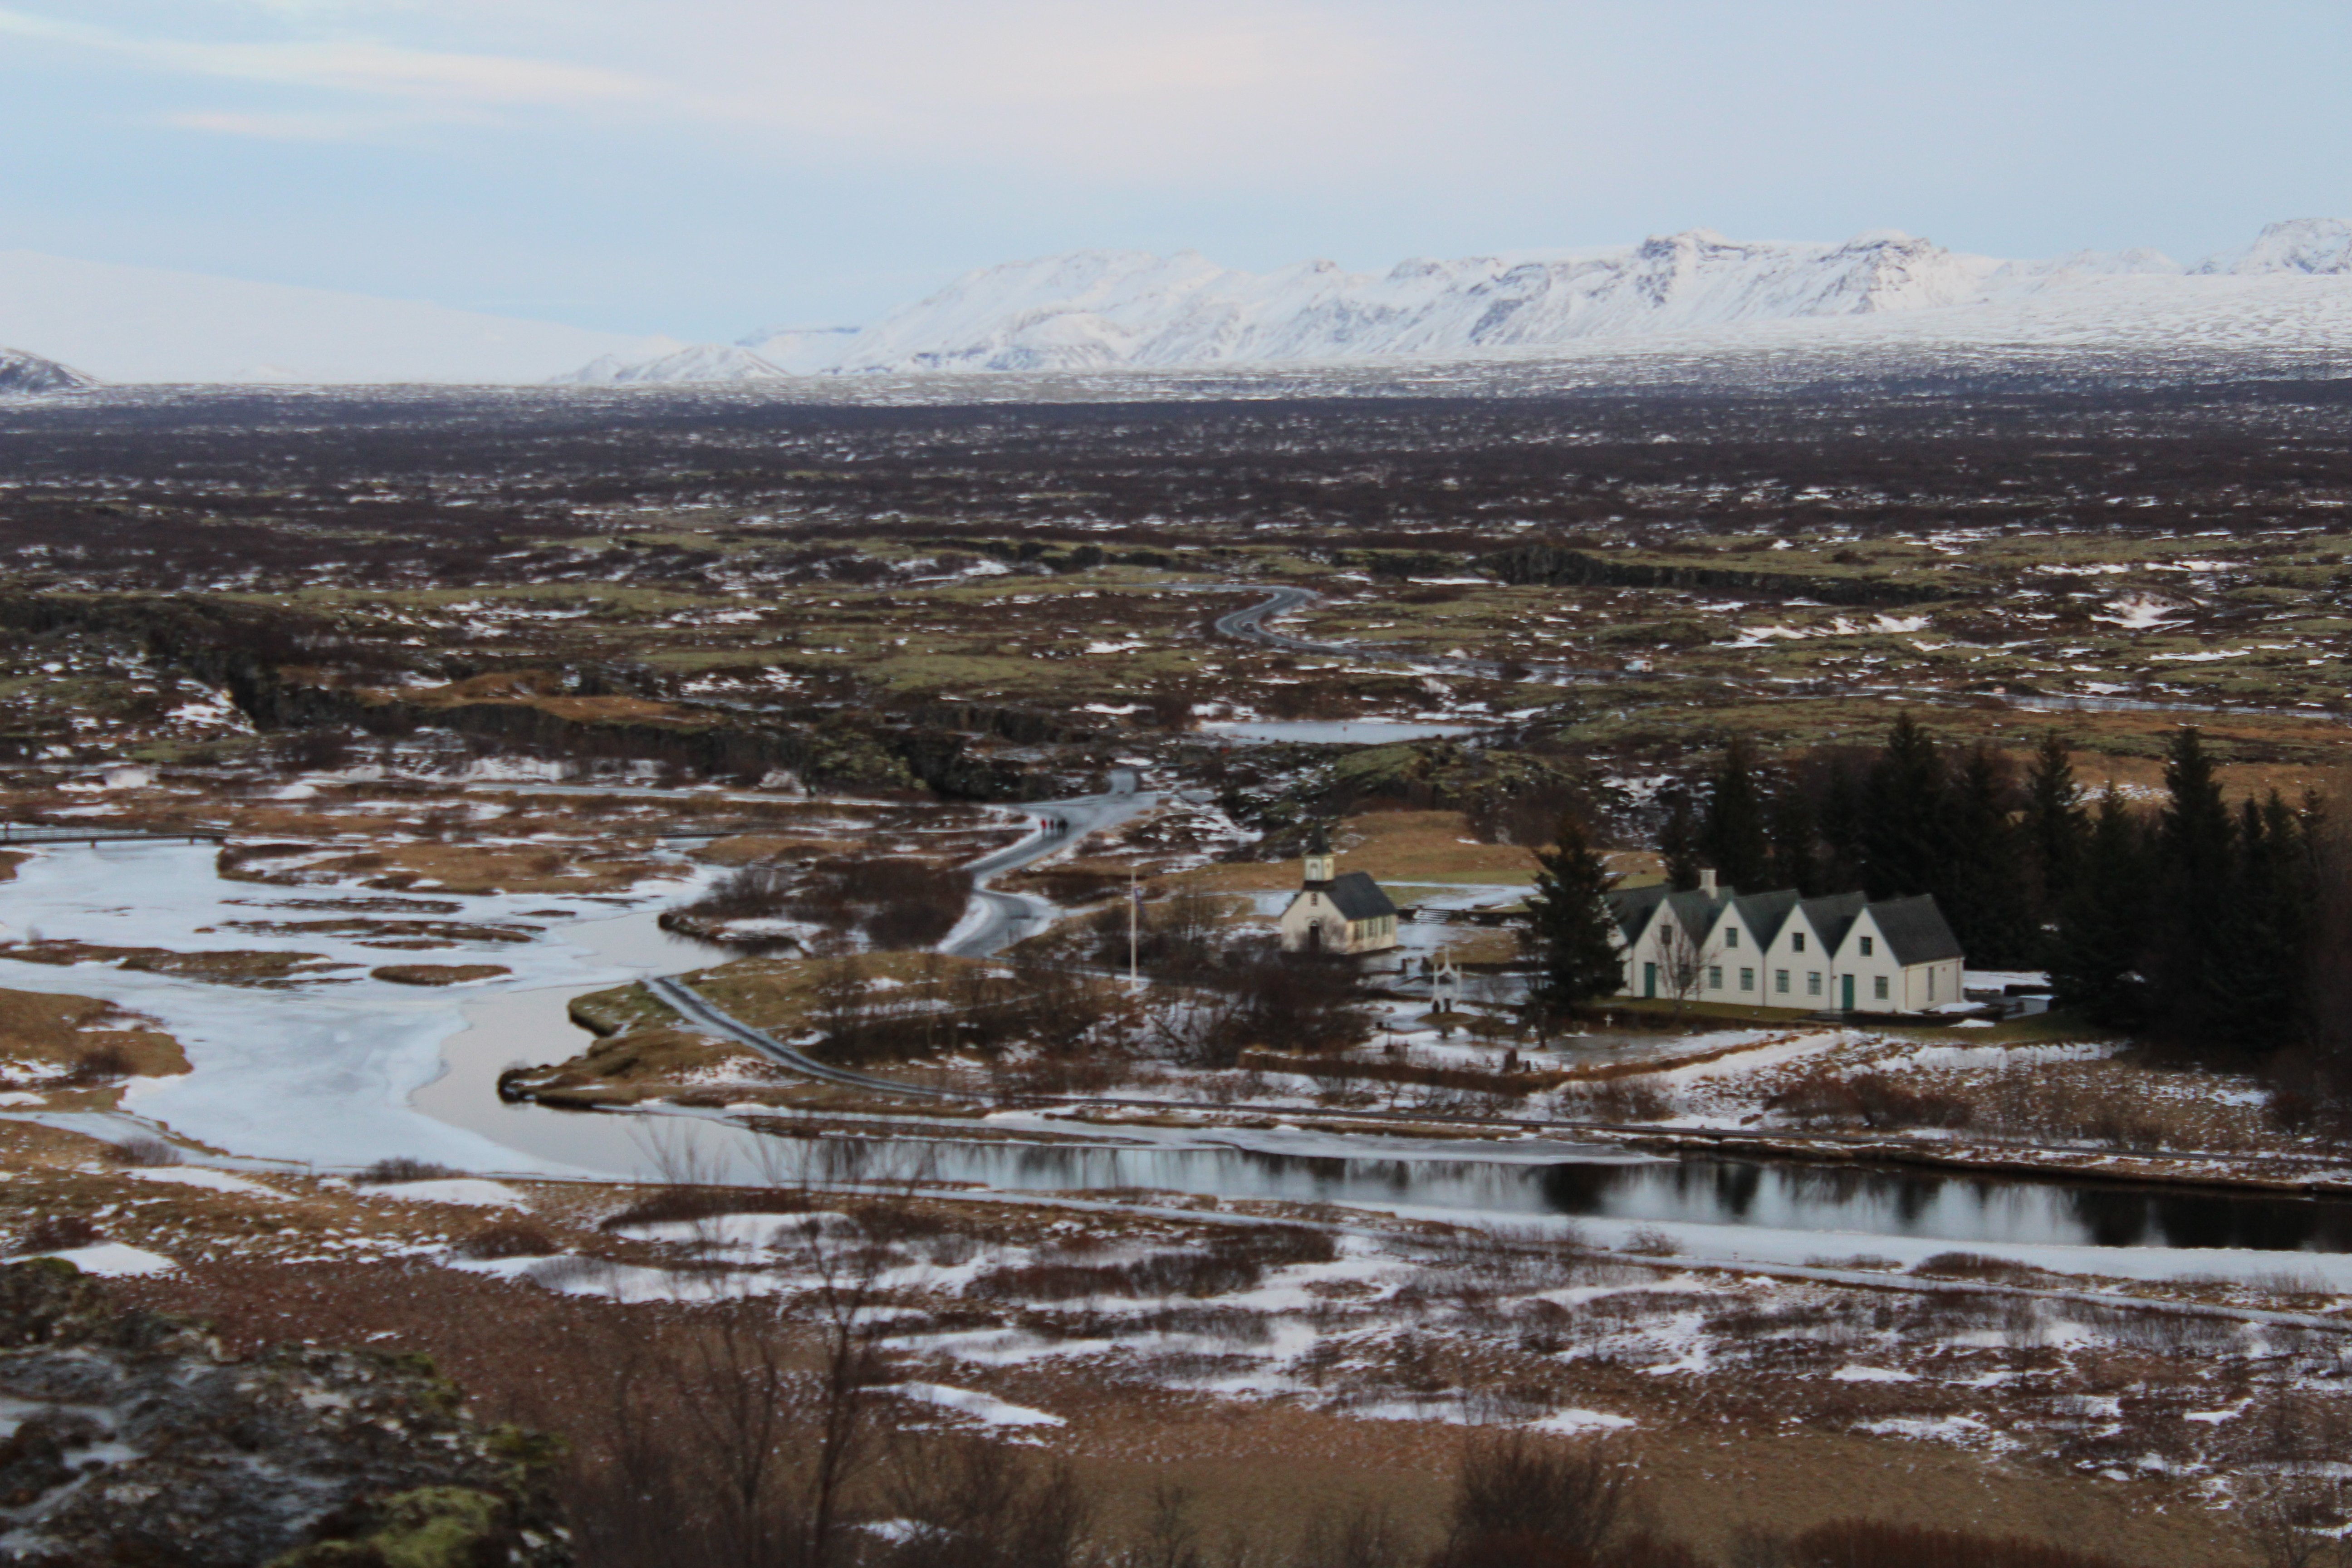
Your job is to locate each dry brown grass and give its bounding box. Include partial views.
[371,963,512,986]
[1176,811,1537,893]
[0,986,188,1081]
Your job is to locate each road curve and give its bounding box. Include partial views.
[943,768,1153,959]
[643,974,951,1099]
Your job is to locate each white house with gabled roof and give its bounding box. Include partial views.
[1606,870,1963,1015]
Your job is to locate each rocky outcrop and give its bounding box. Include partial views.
[0,1260,568,1566]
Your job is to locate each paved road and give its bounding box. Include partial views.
[644,974,952,1099]
[944,768,1153,958]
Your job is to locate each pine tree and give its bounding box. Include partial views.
[2209,792,2318,1058]
[1658,792,1702,891]
[1860,713,1952,900]
[2048,786,2150,1026]
[1696,737,1773,892]
[1523,812,1627,1016]
[2019,730,2087,930]
[1944,745,2035,968]
[2149,726,2236,1053]
[1767,784,1821,895]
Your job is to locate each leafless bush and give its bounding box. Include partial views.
[103,1136,181,1167]
[457,1220,560,1259]
[876,1439,1096,1568]
[1296,1503,1412,1568]
[354,1156,465,1184]
[60,1044,135,1086]
[1436,1433,1631,1567]
[1770,1068,1972,1131]
[1768,1518,2137,1568]
[1912,1250,2061,1285]
[1556,1077,1675,1123]
[13,1215,103,1254]
[598,1186,819,1230]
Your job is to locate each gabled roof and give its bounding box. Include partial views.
[1867,894,1965,965]
[1797,892,1867,955]
[1319,870,1396,922]
[1730,889,1801,949]
[1605,883,1671,941]
[1665,887,1733,943]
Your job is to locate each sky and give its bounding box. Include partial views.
[2,0,2348,340]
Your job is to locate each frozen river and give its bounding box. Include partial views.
[10,840,2352,1284]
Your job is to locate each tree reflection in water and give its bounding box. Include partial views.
[799,1134,2352,1256]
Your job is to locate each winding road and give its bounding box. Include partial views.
[647,767,1154,1097]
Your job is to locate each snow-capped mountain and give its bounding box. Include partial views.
[0,347,95,396]
[556,343,789,386]
[2195,217,2352,277]
[559,217,2352,387]
[737,326,862,374]
[0,250,681,385]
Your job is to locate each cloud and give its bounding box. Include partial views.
[0,7,656,108]
[0,0,1433,182]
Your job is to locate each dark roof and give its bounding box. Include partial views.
[1729,889,1800,949]
[1605,883,1670,940]
[1868,894,1965,965]
[1320,870,1398,922]
[1798,892,1867,954]
[1304,823,1333,855]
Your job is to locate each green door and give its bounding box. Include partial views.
[1643,962,1657,999]
[1841,974,1855,1011]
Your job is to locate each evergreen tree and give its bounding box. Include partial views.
[1523,812,1627,1015]
[2048,786,2151,1026]
[1860,713,1952,900]
[2209,792,2317,1058]
[1944,745,2035,968]
[2019,730,2087,928]
[1767,784,1821,895]
[2148,726,2236,1051]
[1695,737,1773,891]
[1658,791,1702,891]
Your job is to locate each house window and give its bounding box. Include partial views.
[1725,929,1739,948]
[1807,972,1822,996]
[1792,932,1806,953]
[1859,936,1874,957]
[1927,970,1936,1000]
[1708,965,1723,988]
[1739,967,1754,991]
[1874,975,1889,1000]
[1775,970,1790,994]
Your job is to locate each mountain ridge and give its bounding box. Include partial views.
[568,218,2352,385]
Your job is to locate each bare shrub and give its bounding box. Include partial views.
[1437,1433,1631,1567]
[458,1221,560,1259]
[876,1439,1095,1568]
[1770,1068,1972,1130]
[103,1136,181,1167]
[1296,1503,1412,1568]
[1912,1251,2062,1286]
[61,1044,135,1087]
[14,1215,102,1254]
[1775,1518,2136,1568]
[355,1156,465,1184]
[598,1187,818,1230]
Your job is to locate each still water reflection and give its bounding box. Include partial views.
[640,1132,2352,1254]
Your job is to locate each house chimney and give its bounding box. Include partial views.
[1699,867,1717,897]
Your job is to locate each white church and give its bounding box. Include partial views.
[1277,825,1401,956]
[1607,869,1964,1015]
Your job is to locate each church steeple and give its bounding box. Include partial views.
[1303,823,1335,886]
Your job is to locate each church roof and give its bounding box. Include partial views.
[1304,823,1333,855]
[1310,871,1396,922]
